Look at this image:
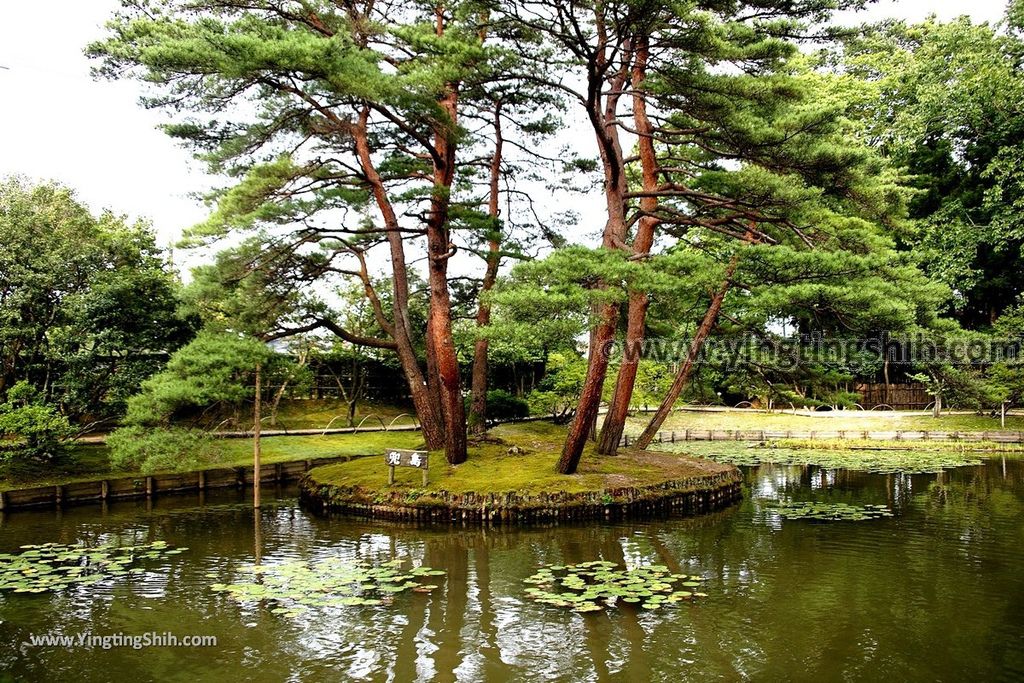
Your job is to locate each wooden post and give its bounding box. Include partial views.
[1001,401,1007,429]
[100,480,109,500]
[388,465,396,485]
[422,464,428,487]
[253,362,261,510]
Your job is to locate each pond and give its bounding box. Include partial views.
[2,456,1024,682]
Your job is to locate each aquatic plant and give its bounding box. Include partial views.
[670,444,983,474]
[210,558,446,617]
[0,540,186,593]
[522,561,708,612]
[768,501,894,521]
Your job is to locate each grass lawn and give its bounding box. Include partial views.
[624,408,1024,434]
[247,399,416,431]
[305,421,729,497]
[0,430,425,492]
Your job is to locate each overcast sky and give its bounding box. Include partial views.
[0,0,1012,269]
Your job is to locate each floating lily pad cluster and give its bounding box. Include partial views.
[0,540,186,594]
[670,444,983,474]
[768,501,894,521]
[523,561,707,612]
[210,558,446,617]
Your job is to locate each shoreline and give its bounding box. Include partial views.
[299,450,742,524]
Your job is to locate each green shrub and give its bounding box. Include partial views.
[107,426,219,473]
[0,382,74,465]
[480,389,530,421]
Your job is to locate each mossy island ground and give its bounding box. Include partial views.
[299,421,741,523]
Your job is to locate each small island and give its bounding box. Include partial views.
[299,422,741,523]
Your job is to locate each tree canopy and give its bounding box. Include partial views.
[0,177,195,422]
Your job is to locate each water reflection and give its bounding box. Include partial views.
[1,458,1024,681]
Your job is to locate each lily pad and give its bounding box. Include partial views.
[768,500,895,522]
[666,442,983,473]
[210,558,446,617]
[0,541,186,594]
[522,561,710,613]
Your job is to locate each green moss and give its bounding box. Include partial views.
[304,421,723,497]
[212,430,423,464]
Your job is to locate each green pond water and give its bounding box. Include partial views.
[2,457,1024,682]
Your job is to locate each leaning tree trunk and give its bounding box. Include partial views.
[469,105,504,436]
[352,108,445,449]
[634,258,739,450]
[557,39,635,474]
[556,301,620,473]
[598,36,658,455]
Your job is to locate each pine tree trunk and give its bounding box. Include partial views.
[597,292,651,454]
[635,258,739,450]
[424,308,447,439]
[469,105,504,436]
[556,302,619,473]
[426,65,467,465]
[352,109,445,449]
[557,37,635,474]
[598,37,658,456]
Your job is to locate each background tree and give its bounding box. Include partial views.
[0,176,194,423]
[121,331,287,429]
[839,11,1024,327]
[0,381,75,468]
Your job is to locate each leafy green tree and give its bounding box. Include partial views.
[0,177,194,421]
[106,426,217,473]
[839,13,1024,326]
[88,0,568,465]
[121,331,284,428]
[493,0,899,470]
[525,352,591,422]
[0,382,75,465]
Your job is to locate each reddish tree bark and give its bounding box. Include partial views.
[634,256,739,449]
[556,32,635,475]
[469,105,504,436]
[425,12,468,464]
[352,108,445,449]
[598,35,659,455]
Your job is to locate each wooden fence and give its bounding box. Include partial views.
[854,383,931,409]
[0,455,357,512]
[621,428,1024,448]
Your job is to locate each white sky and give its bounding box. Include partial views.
[0,0,1012,271]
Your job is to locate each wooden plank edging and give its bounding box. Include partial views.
[0,453,374,512]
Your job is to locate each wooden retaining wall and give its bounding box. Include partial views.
[623,429,1024,446]
[300,470,743,524]
[0,456,359,512]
